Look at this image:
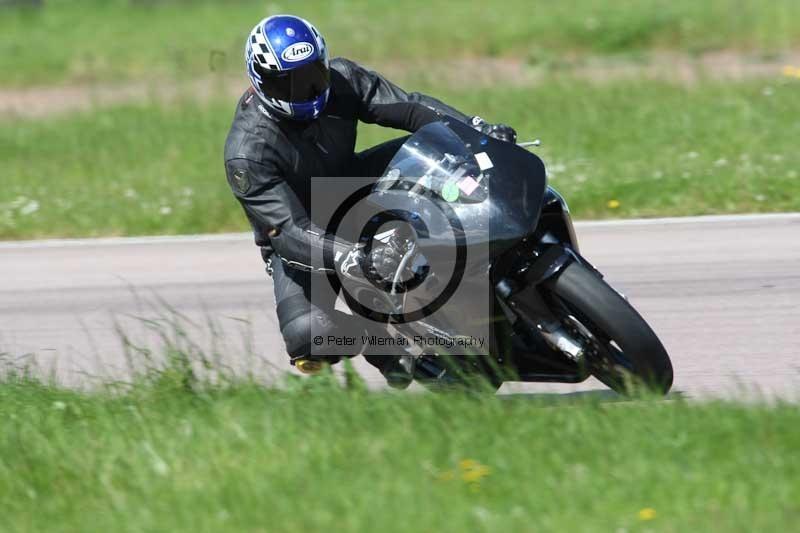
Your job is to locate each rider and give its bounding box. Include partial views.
[224,14,516,386]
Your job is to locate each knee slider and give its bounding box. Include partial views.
[281,313,315,358]
[280,311,340,360]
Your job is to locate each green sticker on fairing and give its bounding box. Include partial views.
[441,179,460,202]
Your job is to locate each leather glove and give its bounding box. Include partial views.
[365,241,403,282]
[338,238,403,286]
[470,116,517,143]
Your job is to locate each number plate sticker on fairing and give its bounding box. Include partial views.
[475,152,494,171]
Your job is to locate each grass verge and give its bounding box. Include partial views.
[0,370,798,532]
[1,0,800,87]
[1,78,798,239]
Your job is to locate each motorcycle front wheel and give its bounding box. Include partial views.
[543,261,674,395]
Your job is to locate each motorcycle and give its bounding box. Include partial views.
[336,119,673,394]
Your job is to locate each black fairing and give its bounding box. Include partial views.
[449,119,548,256]
[365,121,548,352]
[370,120,547,257]
[538,187,580,252]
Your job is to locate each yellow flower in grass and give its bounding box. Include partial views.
[437,459,492,489]
[461,464,491,483]
[459,459,491,484]
[783,65,797,78]
[638,508,657,521]
[458,459,479,470]
[607,199,621,209]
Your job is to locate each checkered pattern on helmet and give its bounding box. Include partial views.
[245,20,287,112]
[248,22,281,71]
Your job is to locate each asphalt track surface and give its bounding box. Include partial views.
[1,214,798,399]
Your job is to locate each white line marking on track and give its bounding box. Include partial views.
[0,233,252,250]
[0,213,796,250]
[575,212,800,228]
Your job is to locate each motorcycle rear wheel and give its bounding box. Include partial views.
[544,261,673,395]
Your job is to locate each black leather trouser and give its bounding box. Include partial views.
[268,137,409,369]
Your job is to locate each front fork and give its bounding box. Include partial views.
[495,243,601,368]
[408,244,596,386]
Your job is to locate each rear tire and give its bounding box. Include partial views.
[545,261,673,394]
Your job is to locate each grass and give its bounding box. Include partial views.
[1,0,800,87]
[0,369,798,532]
[1,78,799,239]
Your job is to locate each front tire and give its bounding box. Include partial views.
[544,261,673,394]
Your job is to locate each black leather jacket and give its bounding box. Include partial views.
[224,57,471,272]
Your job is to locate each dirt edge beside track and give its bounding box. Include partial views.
[3,50,800,118]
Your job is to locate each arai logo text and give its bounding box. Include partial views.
[282,42,315,62]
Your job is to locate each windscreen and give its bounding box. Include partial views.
[376,122,487,203]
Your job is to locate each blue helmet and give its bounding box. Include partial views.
[245,15,330,121]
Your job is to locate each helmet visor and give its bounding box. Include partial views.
[256,59,330,103]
